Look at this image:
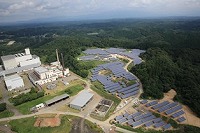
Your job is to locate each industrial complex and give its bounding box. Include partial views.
[0,47,195,133]
[0,48,70,90]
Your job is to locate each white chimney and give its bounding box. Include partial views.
[25,48,30,55]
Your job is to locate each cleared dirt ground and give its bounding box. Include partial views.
[34,114,61,127]
[162,89,200,127]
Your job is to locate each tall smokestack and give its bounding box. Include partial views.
[56,49,59,63]
[61,53,64,69]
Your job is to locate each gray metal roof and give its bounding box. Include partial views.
[4,74,22,81]
[1,55,15,61]
[34,67,48,74]
[70,90,94,107]
[45,93,69,105]
[0,63,41,76]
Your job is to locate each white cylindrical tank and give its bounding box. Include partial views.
[25,48,30,55]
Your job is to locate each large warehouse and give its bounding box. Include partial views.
[4,74,24,91]
[0,48,41,76]
[69,90,94,110]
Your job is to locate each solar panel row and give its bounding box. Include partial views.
[153,118,162,123]
[157,102,179,113]
[177,117,186,122]
[165,105,182,115]
[154,121,165,128]
[140,100,148,104]
[118,83,139,93]
[115,115,123,121]
[121,86,139,95]
[118,118,127,124]
[133,112,152,121]
[163,124,172,130]
[146,101,158,107]
[141,115,156,123]
[171,110,184,118]
[144,121,154,127]
[151,101,170,110]
[121,90,139,99]
[132,121,143,128]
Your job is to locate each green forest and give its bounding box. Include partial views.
[0,18,200,117]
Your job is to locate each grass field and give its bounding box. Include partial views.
[0,110,14,119]
[16,84,84,114]
[9,115,103,133]
[9,115,72,133]
[90,81,121,121]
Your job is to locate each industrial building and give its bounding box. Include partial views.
[28,49,70,85]
[4,74,24,91]
[0,48,41,76]
[45,94,69,106]
[69,90,94,110]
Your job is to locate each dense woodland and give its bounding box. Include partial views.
[0,18,200,117]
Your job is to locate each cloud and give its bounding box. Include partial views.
[0,0,200,23]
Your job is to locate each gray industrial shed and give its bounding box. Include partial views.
[69,90,94,110]
[45,94,69,106]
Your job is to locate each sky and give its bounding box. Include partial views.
[0,0,200,23]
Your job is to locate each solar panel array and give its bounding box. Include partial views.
[90,61,140,99]
[144,100,186,123]
[82,48,145,65]
[115,111,171,130]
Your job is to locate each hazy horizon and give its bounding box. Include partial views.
[1,0,200,24]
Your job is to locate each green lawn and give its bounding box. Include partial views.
[9,115,72,133]
[59,84,84,96]
[127,80,136,86]
[0,110,14,119]
[9,115,103,133]
[16,85,84,114]
[127,62,134,71]
[90,81,121,121]
[118,57,129,64]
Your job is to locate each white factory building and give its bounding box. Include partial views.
[0,48,41,76]
[4,74,24,91]
[28,49,70,86]
[69,90,94,110]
